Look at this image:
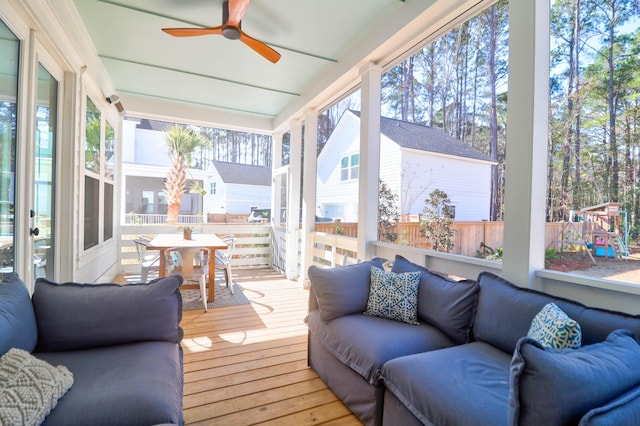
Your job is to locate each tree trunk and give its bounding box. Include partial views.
[487,5,499,221]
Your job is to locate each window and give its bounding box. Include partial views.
[340,154,359,181]
[210,182,216,195]
[83,97,115,249]
[103,183,113,241]
[84,176,99,250]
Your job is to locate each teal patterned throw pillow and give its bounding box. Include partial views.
[527,303,582,350]
[364,267,421,325]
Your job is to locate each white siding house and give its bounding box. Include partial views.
[317,110,495,222]
[122,119,271,217]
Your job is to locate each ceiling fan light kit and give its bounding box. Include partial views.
[162,0,281,63]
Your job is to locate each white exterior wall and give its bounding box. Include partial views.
[378,134,402,211]
[401,150,492,221]
[135,128,171,167]
[316,113,361,222]
[202,169,225,214]
[223,183,271,215]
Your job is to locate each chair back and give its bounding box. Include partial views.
[134,239,159,266]
[165,247,210,279]
[216,237,236,265]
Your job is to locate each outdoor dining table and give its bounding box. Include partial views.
[147,233,227,302]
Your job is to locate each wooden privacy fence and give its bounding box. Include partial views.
[315,221,567,258]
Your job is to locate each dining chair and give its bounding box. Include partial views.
[133,238,160,282]
[165,246,211,312]
[215,236,236,294]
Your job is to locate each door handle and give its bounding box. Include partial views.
[30,227,40,236]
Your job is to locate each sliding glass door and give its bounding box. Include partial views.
[33,63,58,280]
[0,20,19,279]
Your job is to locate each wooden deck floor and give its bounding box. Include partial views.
[179,268,362,425]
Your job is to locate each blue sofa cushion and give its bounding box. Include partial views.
[381,342,511,426]
[32,275,183,352]
[35,341,183,426]
[509,329,640,426]
[308,258,383,322]
[579,386,640,426]
[307,310,455,384]
[365,267,421,325]
[391,255,479,344]
[473,272,640,354]
[527,302,582,349]
[0,273,37,354]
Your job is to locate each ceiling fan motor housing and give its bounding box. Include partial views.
[222,0,241,40]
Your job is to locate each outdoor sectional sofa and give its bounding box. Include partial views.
[306,255,640,426]
[0,272,184,426]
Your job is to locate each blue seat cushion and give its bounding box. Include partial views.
[510,329,640,426]
[33,275,183,352]
[0,273,37,354]
[308,258,383,322]
[381,342,511,426]
[473,272,640,354]
[391,255,479,344]
[307,310,455,384]
[579,386,640,426]
[35,341,183,426]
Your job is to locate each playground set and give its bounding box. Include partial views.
[548,202,629,265]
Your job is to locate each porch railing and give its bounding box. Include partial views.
[124,213,203,225]
[120,223,272,275]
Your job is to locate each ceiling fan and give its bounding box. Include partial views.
[162,0,281,63]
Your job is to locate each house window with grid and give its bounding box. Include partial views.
[340,154,359,181]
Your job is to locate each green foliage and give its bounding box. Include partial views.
[545,248,561,260]
[420,189,455,252]
[378,180,400,243]
[476,242,503,259]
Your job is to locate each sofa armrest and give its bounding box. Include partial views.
[32,276,183,352]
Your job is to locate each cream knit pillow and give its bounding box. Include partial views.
[0,348,73,425]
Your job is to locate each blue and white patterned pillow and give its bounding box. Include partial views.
[364,267,421,325]
[527,303,582,350]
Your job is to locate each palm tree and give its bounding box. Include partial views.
[163,125,208,224]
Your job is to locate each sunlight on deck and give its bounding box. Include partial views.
[178,268,360,425]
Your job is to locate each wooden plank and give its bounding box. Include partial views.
[165,268,363,425]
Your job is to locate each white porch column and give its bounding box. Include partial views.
[301,110,318,285]
[286,121,303,280]
[502,0,550,288]
[271,132,283,227]
[358,63,382,261]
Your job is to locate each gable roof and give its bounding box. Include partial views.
[350,111,493,162]
[212,161,272,186]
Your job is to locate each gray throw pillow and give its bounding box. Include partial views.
[509,329,640,426]
[32,275,184,352]
[390,255,478,344]
[0,273,38,354]
[308,258,384,322]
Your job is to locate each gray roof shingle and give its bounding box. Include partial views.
[351,111,492,162]
[213,160,271,186]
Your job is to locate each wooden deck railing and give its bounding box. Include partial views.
[315,221,567,258]
[120,223,272,275]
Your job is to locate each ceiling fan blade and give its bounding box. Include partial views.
[239,31,281,63]
[162,26,223,37]
[227,0,250,26]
